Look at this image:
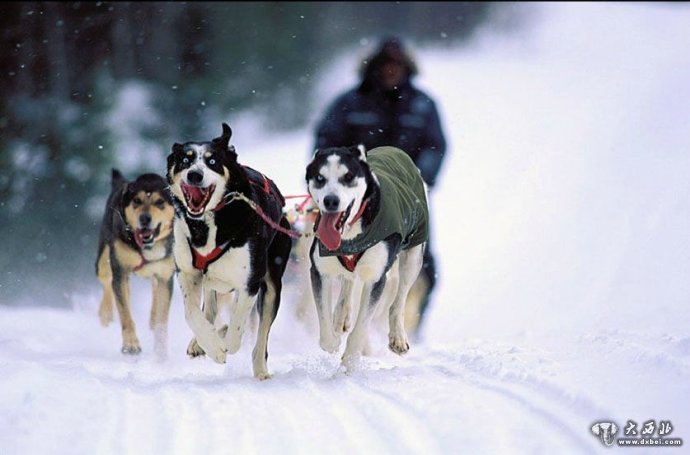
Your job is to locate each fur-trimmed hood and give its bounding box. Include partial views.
[358,36,418,93]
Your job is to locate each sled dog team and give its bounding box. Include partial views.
[96,123,430,379]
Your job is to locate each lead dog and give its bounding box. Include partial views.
[306,145,429,370]
[96,169,175,357]
[167,123,292,379]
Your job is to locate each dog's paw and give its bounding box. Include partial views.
[388,334,410,355]
[121,344,142,355]
[340,352,362,375]
[186,337,206,357]
[190,332,228,364]
[199,342,227,364]
[319,333,341,353]
[225,331,243,355]
[254,371,272,381]
[99,307,113,327]
[208,347,228,364]
[187,336,228,363]
[153,337,168,360]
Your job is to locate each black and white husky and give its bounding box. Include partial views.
[167,123,292,379]
[306,144,429,370]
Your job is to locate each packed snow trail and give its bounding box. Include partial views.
[0,303,605,454]
[3,293,689,454]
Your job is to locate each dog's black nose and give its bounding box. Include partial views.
[139,213,152,227]
[323,194,340,212]
[187,170,204,185]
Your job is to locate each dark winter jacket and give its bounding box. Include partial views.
[314,80,447,188]
[318,146,429,257]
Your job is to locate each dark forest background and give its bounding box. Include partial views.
[0,1,495,306]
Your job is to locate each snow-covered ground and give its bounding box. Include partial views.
[2,3,690,453]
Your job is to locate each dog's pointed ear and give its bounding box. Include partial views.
[222,122,232,140]
[212,123,237,161]
[348,144,367,161]
[166,146,182,184]
[212,123,232,149]
[111,168,127,191]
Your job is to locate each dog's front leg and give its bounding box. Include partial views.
[224,288,257,355]
[179,271,227,363]
[334,277,361,334]
[388,246,423,354]
[110,264,141,354]
[150,274,174,359]
[97,246,114,327]
[311,267,340,353]
[251,280,277,380]
[341,275,387,372]
[187,288,223,357]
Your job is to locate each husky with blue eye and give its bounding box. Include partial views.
[167,123,292,380]
[305,144,429,371]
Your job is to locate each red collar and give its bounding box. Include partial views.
[189,240,229,273]
[337,252,364,272]
[130,231,148,272]
[133,252,148,272]
[332,199,370,272]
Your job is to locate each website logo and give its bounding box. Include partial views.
[591,422,618,447]
[591,419,684,448]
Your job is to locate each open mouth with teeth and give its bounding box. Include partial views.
[317,201,354,251]
[134,224,161,250]
[181,183,215,217]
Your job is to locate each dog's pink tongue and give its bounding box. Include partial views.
[134,229,152,249]
[183,184,206,210]
[189,186,205,206]
[318,212,342,251]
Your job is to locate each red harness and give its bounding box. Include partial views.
[334,199,369,272]
[337,252,364,272]
[189,240,230,273]
[133,252,148,272]
[251,168,271,194]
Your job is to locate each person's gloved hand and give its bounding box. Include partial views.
[416,149,442,188]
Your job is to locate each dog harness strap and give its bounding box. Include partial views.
[189,240,230,273]
[243,165,271,195]
[348,199,368,227]
[259,173,270,194]
[133,253,148,272]
[223,191,302,239]
[289,194,313,213]
[337,252,364,272]
[212,200,228,212]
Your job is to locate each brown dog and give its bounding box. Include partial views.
[95,169,175,357]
